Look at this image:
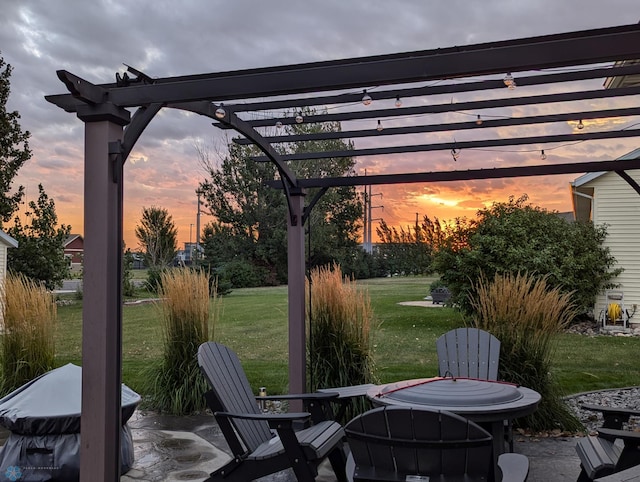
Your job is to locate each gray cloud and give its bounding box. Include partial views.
[2,0,639,241]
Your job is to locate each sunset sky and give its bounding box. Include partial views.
[2,1,640,249]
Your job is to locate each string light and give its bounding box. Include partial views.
[395,95,402,107]
[503,72,515,88]
[215,104,226,119]
[476,115,483,125]
[577,119,585,130]
[362,89,372,106]
[541,150,547,160]
[451,148,460,161]
[376,120,383,132]
[295,112,304,123]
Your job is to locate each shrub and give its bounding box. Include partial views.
[192,262,232,296]
[433,195,621,315]
[145,266,166,293]
[429,279,447,292]
[219,259,269,288]
[307,264,377,419]
[123,249,136,297]
[143,268,216,414]
[470,272,582,432]
[0,272,56,394]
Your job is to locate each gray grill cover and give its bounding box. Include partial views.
[0,364,141,481]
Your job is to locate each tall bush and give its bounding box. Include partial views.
[307,264,376,419]
[470,272,582,432]
[144,268,216,414]
[433,195,621,315]
[0,272,56,394]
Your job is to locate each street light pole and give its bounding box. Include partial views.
[189,224,194,263]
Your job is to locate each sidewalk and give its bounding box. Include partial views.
[124,411,583,481]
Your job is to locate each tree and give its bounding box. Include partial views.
[0,54,30,226]
[7,184,71,290]
[198,110,363,286]
[134,206,178,268]
[375,215,445,276]
[433,194,622,314]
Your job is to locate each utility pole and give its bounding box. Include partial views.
[189,224,194,263]
[362,174,383,254]
[196,189,202,261]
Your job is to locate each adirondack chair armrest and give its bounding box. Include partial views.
[256,392,340,423]
[594,463,640,481]
[497,453,529,482]
[214,410,312,427]
[257,392,339,401]
[582,403,640,429]
[598,428,640,447]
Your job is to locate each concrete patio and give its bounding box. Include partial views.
[121,410,582,482]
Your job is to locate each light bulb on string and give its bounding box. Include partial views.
[215,104,226,119]
[503,72,515,88]
[577,119,585,130]
[476,115,483,125]
[376,120,383,132]
[295,112,304,124]
[362,90,372,106]
[395,95,402,107]
[541,150,547,161]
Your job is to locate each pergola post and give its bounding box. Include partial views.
[287,189,307,399]
[77,105,129,482]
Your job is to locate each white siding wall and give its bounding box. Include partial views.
[0,244,6,279]
[586,170,640,323]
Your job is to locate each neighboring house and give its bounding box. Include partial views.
[0,230,19,325]
[64,234,84,273]
[571,148,640,328]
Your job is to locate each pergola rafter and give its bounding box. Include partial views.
[236,107,640,145]
[45,23,640,482]
[216,62,640,115]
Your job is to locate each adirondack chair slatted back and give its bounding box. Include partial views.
[437,327,500,380]
[198,342,273,453]
[346,406,493,479]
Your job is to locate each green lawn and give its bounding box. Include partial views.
[55,276,640,397]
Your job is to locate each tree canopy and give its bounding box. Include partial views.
[375,216,445,276]
[198,111,363,287]
[0,54,30,226]
[135,206,178,268]
[7,184,71,290]
[433,194,621,314]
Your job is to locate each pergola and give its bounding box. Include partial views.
[47,23,640,481]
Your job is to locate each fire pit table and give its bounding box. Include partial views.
[367,377,540,475]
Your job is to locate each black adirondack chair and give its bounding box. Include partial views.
[436,327,501,381]
[593,464,640,481]
[436,327,514,452]
[344,406,529,482]
[576,405,640,481]
[197,341,348,482]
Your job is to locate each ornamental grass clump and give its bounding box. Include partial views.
[0,272,56,395]
[470,272,583,432]
[144,268,216,414]
[308,264,376,419]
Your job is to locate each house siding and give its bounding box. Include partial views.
[585,170,640,322]
[0,244,6,279]
[63,235,84,273]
